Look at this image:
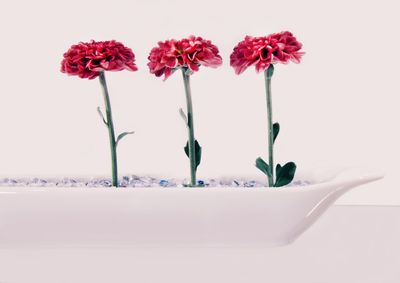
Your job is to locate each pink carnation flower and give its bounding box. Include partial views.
[61,40,138,80]
[230,31,304,74]
[148,35,222,80]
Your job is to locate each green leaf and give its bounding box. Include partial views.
[255,157,272,178]
[276,163,282,176]
[97,107,108,126]
[273,122,280,143]
[179,108,188,127]
[116,131,134,147]
[274,162,296,187]
[184,140,202,169]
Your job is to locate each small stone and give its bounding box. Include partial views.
[119,176,131,187]
[0,176,312,188]
[244,180,257,187]
[97,179,112,187]
[231,180,242,187]
[205,179,219,187]
[217,178,233,187]
[0,178,17,186]
[57,178,79,187]
[121,175,154,187]
[30,178,47,187]
[167,179,179,187]
[159,179,169,187]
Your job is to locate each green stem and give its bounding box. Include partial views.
[98,71,118,187]
[182,68,197,186]
[264,65,274,187]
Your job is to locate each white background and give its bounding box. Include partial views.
[0,0,398,204]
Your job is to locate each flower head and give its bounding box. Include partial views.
[230,31,304,74]
[61,40,138,80]
[148,35,222,80]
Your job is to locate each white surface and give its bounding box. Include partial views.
[0,170,382,249]
[0,205,399,283]
[0,0,398,204]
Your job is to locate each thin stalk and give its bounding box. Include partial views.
[264,65,274,187]
[182,68,197,186]
[98,71,118,187]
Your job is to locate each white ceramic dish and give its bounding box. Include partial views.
[0,168,383,248]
